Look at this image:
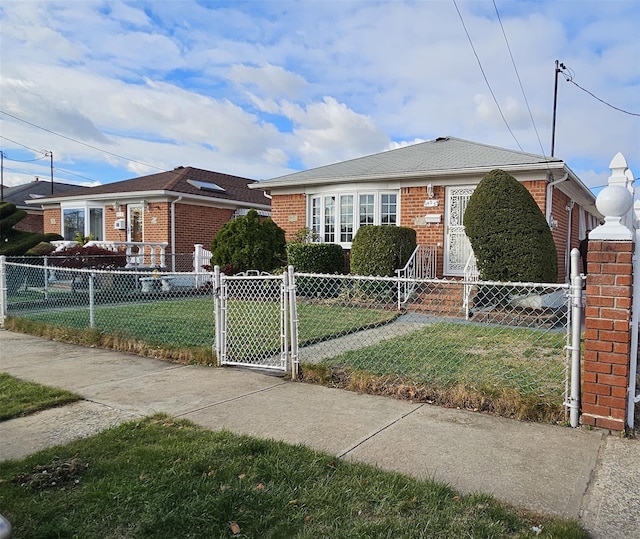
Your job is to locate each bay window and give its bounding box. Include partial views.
[308,191,398,245]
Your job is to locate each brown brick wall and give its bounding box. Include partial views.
[581,240,633,431]
[174,203,234,256]
[400,185,445,277]
[43,208,59,235]
[271,194,306,241]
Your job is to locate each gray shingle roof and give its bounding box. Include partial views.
[2,181,88,208]
[257,137,563,186]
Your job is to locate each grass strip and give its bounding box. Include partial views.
[0,415,587,538]
[0,373,80,421]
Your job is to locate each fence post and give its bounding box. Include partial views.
[287,265,299,379]
[0,256,6,327]
[89,272,95,328]
[568,248,583,427]
[194,244,203,273]
[213,265,222,365]
[581,152,634,431]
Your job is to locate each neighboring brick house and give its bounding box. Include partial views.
[253,136,601,282]
[2,179,88,233]
[28,166,270,271]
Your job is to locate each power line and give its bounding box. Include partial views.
[53,166,98,183]
[558,69,640,117]
[452,0,524,152]
[493,0,550,166]
[0,110,165,172]
[0,135,48,156]
[2,153,48,163]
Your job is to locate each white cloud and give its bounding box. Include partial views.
[0,0,637,190]
[279,97,389,168]
[228,64,307,98]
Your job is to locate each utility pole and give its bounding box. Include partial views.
[551,60,566,157]
[48,151,54,194]
[1,150,4,201]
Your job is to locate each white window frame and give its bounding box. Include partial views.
[60,202,105,241]
[308,190,399,248]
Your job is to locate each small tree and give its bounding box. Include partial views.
[210,209,286,273]
[464,169,557,283]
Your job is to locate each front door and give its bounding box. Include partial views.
[127,205,144,265]
[444,186,475,276]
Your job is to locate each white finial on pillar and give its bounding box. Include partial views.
[590,153,633,240]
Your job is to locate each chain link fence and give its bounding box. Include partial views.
[1,259,215,362]
[1,259,572,419]
[294,273,571,419]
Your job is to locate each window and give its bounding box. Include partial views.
[324,196,335,242]
[340,195,354,242]
[89,208,104,240]
[311,197,321,237]
[381,194,397,225]
[63,209,84,241]
[62,205,104,241]
[308,191,399,245]
[359,194,374,227]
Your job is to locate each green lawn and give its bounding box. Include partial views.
[320,321,567,397]
[0,415,587,538]
[0,373,80,421]
[15,298,399,356]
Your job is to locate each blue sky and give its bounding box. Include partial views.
[1,0,638,196]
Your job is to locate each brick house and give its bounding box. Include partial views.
[29,166,270,271]
[253,137,601,282]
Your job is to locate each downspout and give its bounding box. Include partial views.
[545,172,569,228]
[171,196,183,272]
[565,201,574,283]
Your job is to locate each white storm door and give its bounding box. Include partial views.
[444,186,475,276]
[127,204,144,265]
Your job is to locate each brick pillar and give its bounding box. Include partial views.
[581,240,633,431]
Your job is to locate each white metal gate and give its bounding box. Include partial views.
[214,266,298,377]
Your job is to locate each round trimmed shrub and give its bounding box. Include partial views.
[464,169,557,283]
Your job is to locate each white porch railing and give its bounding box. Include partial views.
[193,244,213,288]
[51,240,168,268]
[396,244,438,307]
[463,251,479,320]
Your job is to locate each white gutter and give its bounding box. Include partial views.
[545,172,569,227]
[170,196,183,272]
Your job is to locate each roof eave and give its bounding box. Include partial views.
[256,162,569,189]
[28,189,271,211]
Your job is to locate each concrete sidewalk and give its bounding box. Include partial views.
[0,330,638,538]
